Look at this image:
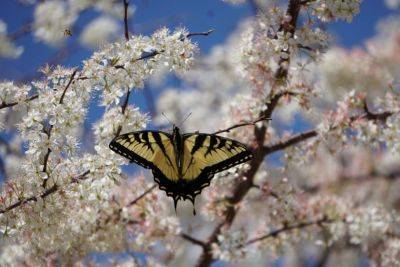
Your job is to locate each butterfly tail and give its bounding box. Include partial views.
[173,196,179,214]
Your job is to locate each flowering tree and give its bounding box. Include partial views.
[1,0,400,266]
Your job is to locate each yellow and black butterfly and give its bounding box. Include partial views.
[109,125,253,213]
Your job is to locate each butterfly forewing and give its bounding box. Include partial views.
[182,134,253,181]
[109,131,179,181]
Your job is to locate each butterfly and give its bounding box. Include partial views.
[109,125,253,214]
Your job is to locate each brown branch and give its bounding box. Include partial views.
[42,70,78,188]
[212,115,271,135]
[263,129,317,155]
[115,87,131,137]
[114,28,214,68]
[262,108,395,155]
[244,217,335,246]
[194,2,310,266]
[186,29,214,39]
[0,170,90,214]
[97,184,157,230]
[123,0,130,41]
[363,100,393,121]
[126,184,157,208]
[0,94,39,110]
[181,233,207,248]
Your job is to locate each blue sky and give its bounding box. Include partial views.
[0,0,396,155]
[0,0,394,82]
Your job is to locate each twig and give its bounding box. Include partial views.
[244,217,335,246]
[0,94,39,110]
[123,0,130,41]
[263,129,317,155]
[134,50,162,62]
[98,184,157,230]
[362,100,393,121]
[186,29,214,39]
[126,184,157,208]
[181,233,207,248]
[42,70,78,188]
[262,108,395,156]
[115,87,131,137]
[0,170,90,214]
[213,115,271,135]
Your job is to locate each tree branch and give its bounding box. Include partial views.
[126,184,157,208]
[0,170,90,214]
[181,233,208,248]
[262,108,395,156]
[123,0,130,41]
[0,94,39,110]
[194,2,312,266]
[186,29,214,39]
[244,217,335,246]
[42,69,78,188]
[263,130,317,155]
[212,115,271,135]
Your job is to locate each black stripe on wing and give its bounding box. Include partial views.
[181,133,253,202]
[202,149,253,175]
[109,131,172,170]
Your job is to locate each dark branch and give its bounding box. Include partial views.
[263,130,317,155]
[195,2,311,266]
[115,87,132,137]
[123,0,130,41]
[181,233,207,248]
[213,115,271,135]
[262,108,395,155]
[244,217,335,246]
[0,94,39,110]
[0,170,90,214]
[42,70,78,188]
[362,100,393,121]
[126,184,157,207]
[186,29,214,39]
[114,28,214,68]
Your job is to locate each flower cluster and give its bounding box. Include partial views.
[84,27,196,107]
[310,0,361,22]
[0,25,197,264]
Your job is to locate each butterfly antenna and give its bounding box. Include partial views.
[162,112,173,125]
[178,112,192,127]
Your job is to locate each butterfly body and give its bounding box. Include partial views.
[109,125,253,213]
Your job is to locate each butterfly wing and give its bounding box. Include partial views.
[109,131,179,182]
[179,133,253,201]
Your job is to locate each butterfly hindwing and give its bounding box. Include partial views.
[109,131,179,181]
